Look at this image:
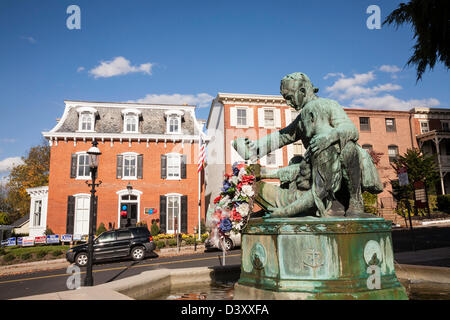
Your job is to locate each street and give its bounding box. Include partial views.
[0,249,241,300]
[1,225,449,300]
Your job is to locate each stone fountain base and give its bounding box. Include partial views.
[234,216,408,300]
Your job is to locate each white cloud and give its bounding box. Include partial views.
[21,36,36,44]
[379,65,401,73]
[336,83,402,100]
[323,72,345,80]
[326,71,375,94]
[89,56,153,78]
[77,66,85,73]
[0,157,24,174]
[0,138,16,143]
[323,67,441,110]
[350,95,440,111]
[130,93,214,109]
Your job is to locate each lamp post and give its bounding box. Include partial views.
[84,141,101,287]
[127,182,133,195]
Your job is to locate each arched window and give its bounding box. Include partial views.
[165,110,184,134]
[77,107,97,132]
[169,116,179,133]
[121,108,141,133]
[124,115,138,133]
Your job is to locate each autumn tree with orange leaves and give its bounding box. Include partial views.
[5,141,50,222]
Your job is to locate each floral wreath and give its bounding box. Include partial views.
[210,162,256,239]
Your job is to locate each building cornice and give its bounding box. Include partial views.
[217,93,288,107]
[42,131,211,146]
[343,108,412,117]
[64,100,196,110]
[26,186,49,196]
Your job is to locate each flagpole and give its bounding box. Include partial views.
[198,135,202,241]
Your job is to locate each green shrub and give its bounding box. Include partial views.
[0,248,6,256]
[168,239,177,247]
[21,252,32,260]
[428,194,438,211]
[52,250,63,257]
[96,222,107,236]
[11,232,29,238]
[36,249,48,258]
[184,237,195,245]
[44,226,54,235]
[150,221,160,236]
[156,240,166,249]
[201,233,208,243]
[363,192,378,215]
[437,195,450,213]
[200,219,208,234]
[3,254,15,263]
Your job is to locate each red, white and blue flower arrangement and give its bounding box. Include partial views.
[209,162,256,238]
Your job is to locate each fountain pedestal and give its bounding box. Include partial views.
[234,216,408,300]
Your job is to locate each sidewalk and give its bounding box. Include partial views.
[0,244,206,276]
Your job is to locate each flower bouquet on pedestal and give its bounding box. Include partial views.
[207,162,256,249]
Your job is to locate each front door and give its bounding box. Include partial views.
[120,202,138,228]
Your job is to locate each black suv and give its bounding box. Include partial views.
[66,227,156,267]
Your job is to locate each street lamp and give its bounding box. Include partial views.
[84,141,102,287]
[127,182,133,195]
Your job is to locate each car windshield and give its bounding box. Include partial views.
[96,231,116,243]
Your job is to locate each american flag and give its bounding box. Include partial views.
[197,136,206,173]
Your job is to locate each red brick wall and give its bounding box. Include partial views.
[345,109,417,206]
[223,103,292,174]
[47,139,205,235]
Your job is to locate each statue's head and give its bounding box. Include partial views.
[280,72,319,110]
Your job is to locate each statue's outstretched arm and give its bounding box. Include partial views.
[233,117,302,161]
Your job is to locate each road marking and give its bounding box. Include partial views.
[0,253,241,285]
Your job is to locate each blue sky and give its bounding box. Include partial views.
[0,0,449,176]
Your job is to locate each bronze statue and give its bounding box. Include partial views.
[233,72,382,218]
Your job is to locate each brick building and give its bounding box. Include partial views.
[205,92,448,216]
[41,100,208,237]
[411,107,450,194]
[344,108,418,209]
[205,93,305,210]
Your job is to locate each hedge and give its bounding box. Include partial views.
[437,195,450,213]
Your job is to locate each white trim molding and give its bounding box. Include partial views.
[116,188,142,228]
[26,186,49,238]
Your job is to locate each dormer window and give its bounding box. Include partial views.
[77,107,97,132]
[121,109,141,133]
[165,110,184,134]
[80,113,94,131]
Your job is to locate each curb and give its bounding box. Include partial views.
[0,245,207,276]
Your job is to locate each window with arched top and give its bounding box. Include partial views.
[169,115,180,133]
[165,110,184,134]
[77,107,97,132]
[121,109,141,133]
[125,115,138,133]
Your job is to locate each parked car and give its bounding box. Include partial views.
[66,227,156,267]
[205,230,241,251]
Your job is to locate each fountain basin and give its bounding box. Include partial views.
[13,263,450,300]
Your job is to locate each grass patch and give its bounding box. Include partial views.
[0,245,70,265]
